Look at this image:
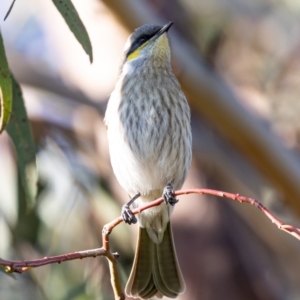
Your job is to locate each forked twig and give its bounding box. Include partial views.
[1,189,300,300]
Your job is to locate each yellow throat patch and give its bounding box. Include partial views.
[127,41,149,61]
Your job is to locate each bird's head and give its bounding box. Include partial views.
[122,22,173,68]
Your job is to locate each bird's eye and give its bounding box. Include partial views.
[139,36,147,44]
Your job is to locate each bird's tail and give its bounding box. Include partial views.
[125,222,185,299]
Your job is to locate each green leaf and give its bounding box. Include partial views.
[6,77,37,209]
[52,0,93,63]
[0,30,12,132]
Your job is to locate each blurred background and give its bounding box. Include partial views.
[1,0,300,299]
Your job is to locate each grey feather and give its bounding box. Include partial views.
[126,223,185,299]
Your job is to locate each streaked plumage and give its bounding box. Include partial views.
[104,22,192,299]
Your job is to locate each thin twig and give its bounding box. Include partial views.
[1,188,300,300]
[0,248,107,273]
[102,189,300,241]
[176,189,300,241]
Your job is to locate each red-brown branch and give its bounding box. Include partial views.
[0,248,107,273]
[175,189,300,240]
[103,189,300,241]
[1,188,300,300]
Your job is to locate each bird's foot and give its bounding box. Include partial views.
[121,205,137,224]
[121,192,140,225]
[163,184,178,206]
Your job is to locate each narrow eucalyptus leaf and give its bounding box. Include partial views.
[52,0,93,63]
[0,31,12,132]
[6,77,37,209]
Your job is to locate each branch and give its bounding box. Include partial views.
[176,189,300,240]
[0,248,108,273]
[1,188,300,300]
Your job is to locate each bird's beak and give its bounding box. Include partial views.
[154,22,173,39]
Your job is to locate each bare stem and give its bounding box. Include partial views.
[1,188,300,300]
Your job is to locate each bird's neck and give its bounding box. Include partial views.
[122,57,171,79]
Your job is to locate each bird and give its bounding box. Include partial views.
[104,22,192,299]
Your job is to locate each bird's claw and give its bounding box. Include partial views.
[121,204,137,225]
[163,184,179,206]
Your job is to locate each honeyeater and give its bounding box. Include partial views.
[104,22,192,299]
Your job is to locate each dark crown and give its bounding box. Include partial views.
[125,24,162,58]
